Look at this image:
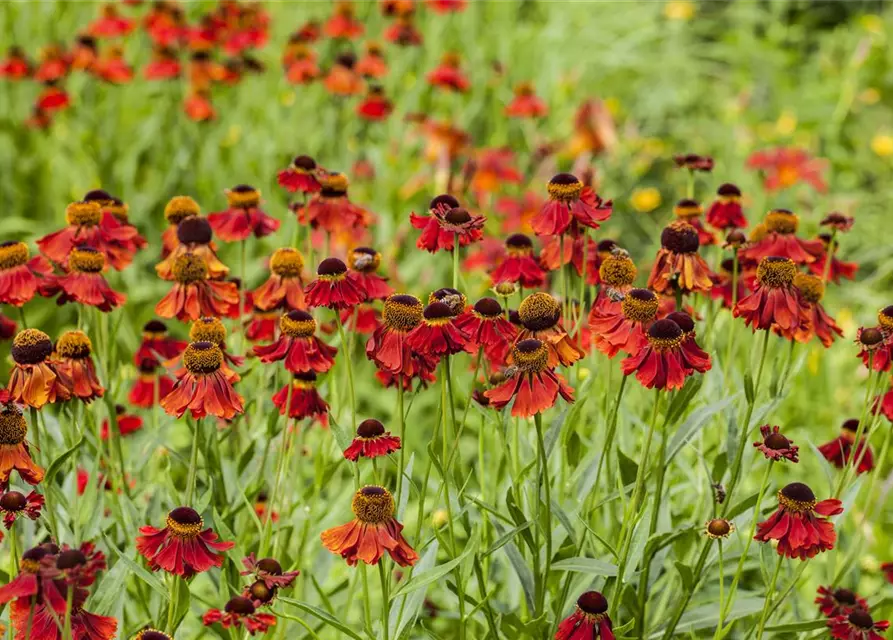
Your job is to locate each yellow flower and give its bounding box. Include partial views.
[664,0,696,21]
[860,14,884,35]
[860,88,881,105]
[630,187,661,213]
[871,133,893,157]
[776,111,797,136]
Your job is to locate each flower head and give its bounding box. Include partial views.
[40,247,126,311]
[589,287,658,358]
[816,586,868,619]
[621,318,705,390]
[818,419,874,475]
[505,81,547,119]
[160,342,244,419]
[253,310,337,374]
[209,185,279,242]
[0,241,53,307]
[704,518,735,539]
[343,418,401,461]
[706,183,747,230]
[136,506,234,577]
[517,292,584,367]
[647,221,713,294]
[252,247,305,311]
[410,196,485,254]
[733,257,808,334]
[241,553,300,591]
[406,302,469,359]
[278,155,322,194]
[821,212,854,233]
[366,294,429,378]
[5,328,71,408]
[490,234,546,289]
[321,485,418,566]
[747,147,828,193]
[738,208,824,265]
[0,405,43,490]
[272,372,330,425]
[0,490,43,529]
[754,482,842,560]
[674,153,714,172]
[485,339,574,417]
[753,425,799,462]
[348,247,393,300]
[556,591,614,640]
[829,610,890,640]
[53,330,104,402]
[455,297,517,367]
[532,173,611,236]
[305,258,366,310]
[203,595,277,635]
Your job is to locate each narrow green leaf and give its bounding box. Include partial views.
[743,373,754,404]
[726,492,759,520]
[390,536,478,600]
[482,521,532,558]
[763,619,828,633]
[102,535,169,601]
[279,598,365,640]
[328,414,352,452]
[675,561,693,591]
[45,436,84,484]
[551,557,618,576]
[617,449,638,487]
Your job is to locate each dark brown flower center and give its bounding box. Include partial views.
[12,329,53,365]
[706,518,732,537]
[0,491,26,511]
[661,221,700,253]
[83,189,113,203]
[764,432,790,450]
[781,482,815,503]
[317,257,347,277]
[576,591,608,615]
[621,289,659,324]
[225,596,256,615]
[137,630,172,640]
[293,155,316,171]
[429,194,460,211]
[647,319,684,350]
[842,419,860,433]
[716,183,741,198]
[834,589,856,605]
[256,558,283,575]
[357,419,385,438]
[227,185,261,209]
[56,549,87,570]
[511,339,549,373]
[176,216,212,245]
[666,311,694,334]
[674,198,702,219]
[423,302,454,323]
[474,297,502,318]
[849,610,874,629]
[143,319,168,335]
[249,580,275,603]
[167,506,203,538]
[505,233,532,250]
[280,310,316,338]
[860,328,884,347]
[547,173,583,201]
[444,207,471,224]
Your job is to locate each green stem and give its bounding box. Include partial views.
[16,306,27,330]
[335,313,357,431]
[378,562,390,640]
[185,418,202,505]
[534,412,552,617]
[716,461,773,637]
[821,229,838,284]
[360,564,373,636]
[452,233,460,290]
[722,253,740,379]
[835,358,879,497]
[722,329,771,512]
[395,377,406,507]
[755,555,784,640]
[590,372,627,508]
[559,234,569,326]
[63,582,74,639]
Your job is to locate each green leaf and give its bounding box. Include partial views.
[390,535,478,600]
[503,540,536,613]
[279,598,365,640]
[675,561,694,591]
[102,535,169,601]
[617,449,638,487]
[673,597,764,632]
[328,414,352,452]
[167,575,191,633]
[90,558,129,616]
[45,436,84,484]
[482,521,532,558]
[668,395,739,461]
[392,541,439,639]
[743,373,754,404]
[726,492,759,520]
[551,557,618,576]
[763,619,828,633]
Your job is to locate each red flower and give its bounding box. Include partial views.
[93,47,133,84]
[325,2,364,39]
[0,312,14,340]
[252,248,305,311]
[41,247,126,312]
[753,425,799,462]
[427,0,467,12]
[5,329,71,409]
[505,82,547,118]
[366,294,427,376]
[740,209,824,265]
[203,596,277,635]
[305,258,367,311]
[129,362,175,408]
[556,591,614,640]
[792,273,842,347]
[427,52,469,92]
[674,153,714,172]
[821,211,855,233]
[0,490,43,529]
[144,46,181,80]
[709,258,749,309]
[410,197,486,254]
[0,47,30,80]
[673,199,716,245]
[37,200,141,270]
[754,482,842,560]
[467,147,523,197]
[160,342,244,420]
[406,301,469,359]
[245,306,280,343]
[485,339,574,417]
[809,234,859,284]
[533,173,612,236]
[52,330,104,402]
[185,89,216,122]
[857,326,890,373]
[491,234,546,288]
[517,292,584,367]
[665,311,713,373]
[829,611,890,640]
[272,372,329,425]
[299,172,368,234]
[321,485,418,566]
[136,506,234,577]
[455,298,517,367]
[344,418,401,461]
[155,253,240,322]
[384,17,423,47]
[706,183,747,229]
[589,288,658,358]
[101,404,143,440]
[733,257,808,334]
[34,47,68,83]
[357,86,393,121]
[340,303,380,334]
[647,221,713,295]
[748,147,828,193]
[254,310,336,374]
[209,185,279,242]
[816,586,869,618]
[0,242,53,306]
[496,191,542,235]
[324,53,364,96]
[89,4,135,37]
[818,419,874,474]
[348,247,393,300]
[277,155,322,195]
[356,42,389,77]
[134,319,187,368]
[0,405,43,490]
[240,554,300,590]
[622,318,702,391]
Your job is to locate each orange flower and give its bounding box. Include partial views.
[161,196,201,258]
[324,53,364,96]
[647,221,713,294]
[156,253,239,322]
[3,329,71,409]
[41,247,126,312]
[252,248,305,311]
[485,339,574,417]
[160,342,244,419]
[325,2,364,39]
[515,292,584,367]
[37,200,141,270]
[53,330,104,403]
[427,52,469,92]
[321,485,418,566]
[747,147,828,193]
[157,216,229,281]
[0,405,44,490]
[209,185,280,242]
[0,241,53,307]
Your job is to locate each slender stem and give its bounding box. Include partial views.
[722,253,740,381]
[360,564,373,636]
[63,582,74,639]
[686,169,695,199]
[534,412,552,617]
[755,555,784,640]
[378,562,390,640]
[821,229,838,284]
[717,542,725,634]
[185,418,202,505]
[395,377,406,507]
[16,306,27,329]
[612,390,662,616]
[835,357,878,496]
[590,373,627,506]
[238,238,247,350]
[559,234,569,326]
[335,313,357,431]
[717,461,773,636]
[674,287,683,313]
[723,329,771,512]
[452,233,460,290]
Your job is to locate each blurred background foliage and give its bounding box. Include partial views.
[3,0,893,634]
